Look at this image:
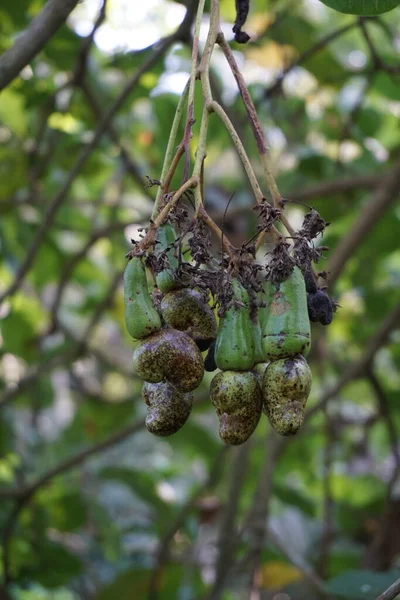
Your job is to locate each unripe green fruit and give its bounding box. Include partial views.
[252,316,264,365]
[262,355,312,436]
[133,328,204,392]
[124,257,161,340]
[262,267,311,360]
[142,381,193,436]
[155,223,180,293]
[215,280,255,371]
[210,370,262,445]
[161,288,217,349]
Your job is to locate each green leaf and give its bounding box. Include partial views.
[95,565,206,600]
[21,541,83,588]
[0,89,27,137]
[326,569,400,599]
[47,492,88,532]
[274,483,316,517]
[99,467,171,518]
[318,0,400,15]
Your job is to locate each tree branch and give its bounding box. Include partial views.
[208,442,251,600]
[0,418,146,582]
[147,446,229,600]
[263,21,358,100]
[0,37,173,305]
[307,301,400,419]
[0,0,80,91]
[377,576,400,600]
[328,159,400,287]
[285,173,380,202]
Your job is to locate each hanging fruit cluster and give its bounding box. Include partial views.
[124,209,336,445]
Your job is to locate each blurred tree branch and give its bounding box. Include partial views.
[148,446,230,600]
[0,0,80,91]
[1,418,146,582]
[377,576,400,600]
[0,1,197,306]
[207,442,251,600]
[327,158,400,287]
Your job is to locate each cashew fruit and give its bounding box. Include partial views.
[155,223,180,293]
[210,370,262,445]
[124,256,161,340]
[132,328,204,392]
[262,355,312,436]
[161,288,217,350]
[262,267,311,360]
[142,381,193,436]
[214,280,255,371]
[252,314,264,366]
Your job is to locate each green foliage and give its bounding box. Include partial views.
[0,0,399,598]
[318,0,400,15]
[326,569,400,598]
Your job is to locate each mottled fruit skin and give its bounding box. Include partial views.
[252,362,269,385]
[161,289,217,348]
[155,223,180,293]
[124,257,161,340]
[215,280,255,371]
[142,381,193,436]
[210,370,262,445]
[132,328,204,392]
[262,355,312,436]
[262,267,311,360]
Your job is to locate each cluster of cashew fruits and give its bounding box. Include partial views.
[124,220,330,444]
[124,223,216,436]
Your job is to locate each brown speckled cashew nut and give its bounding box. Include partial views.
[161,289,217,350]
[262,355,312,436]
[210,370,262,445]
[142,381,193,436]
[133,328,204,393]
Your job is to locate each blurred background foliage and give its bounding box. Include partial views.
[0,0,400,598]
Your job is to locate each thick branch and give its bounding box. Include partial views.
[0,0,80,91]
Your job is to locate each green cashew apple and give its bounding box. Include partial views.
[142,381,193,436]
[124,256,161,340]
[262,267,311,360]
[210,370,262,445]
[155,223,180,293]
[262,355,312,436]
[214,279,255,371]
[161,288,217,351]
[133,328,204,392]
[252,312,265,366]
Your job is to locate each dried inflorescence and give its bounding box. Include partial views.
[266,239,295,284]
[232,0,251,44]
[254,200,281,232]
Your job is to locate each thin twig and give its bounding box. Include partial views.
[147,447,229,600]
[263,21,359,100]
[328,159,400,287]
[208,442,251,600]
[0,16,195,305]
[1,418,146,582]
